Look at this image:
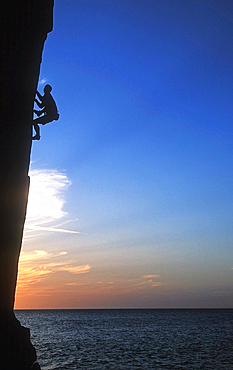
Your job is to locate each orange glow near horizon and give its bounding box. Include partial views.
[14,170,231,309]
[15,169,165,309]
[15,249,166,309]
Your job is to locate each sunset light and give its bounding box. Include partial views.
[15,0,233,310]
[2,2,233,369]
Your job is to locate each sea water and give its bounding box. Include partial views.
[15,309,233,369]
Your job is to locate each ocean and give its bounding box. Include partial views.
[15,309,233,369]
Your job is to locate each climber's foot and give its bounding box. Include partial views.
[32,135,40,140]
[33,110,41,117]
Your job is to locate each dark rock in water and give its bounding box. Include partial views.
[0,310,36,370]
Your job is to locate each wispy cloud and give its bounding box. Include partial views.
[93,274,164,297]
[26,225,81,234]
[60,265,91,274]
[25,169,81,236]
[20,250,49,262]
[19,250,67,263]
[142,274,160,279]
[38,77,48,85]
[17,249,91,290]
[27,169,70,224]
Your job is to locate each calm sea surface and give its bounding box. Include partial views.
[15,309,233,369]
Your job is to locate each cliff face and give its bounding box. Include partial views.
[0,1,54,368]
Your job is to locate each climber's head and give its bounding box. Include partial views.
[44,84,52,94]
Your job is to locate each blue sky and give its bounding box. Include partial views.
[16,0,233,308]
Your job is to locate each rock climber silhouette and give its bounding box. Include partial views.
[32,84,59,140]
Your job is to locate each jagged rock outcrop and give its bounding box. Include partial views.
[0,309,37,369]
[0,1,54,368]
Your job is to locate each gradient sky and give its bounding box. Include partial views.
[15,0,233,309]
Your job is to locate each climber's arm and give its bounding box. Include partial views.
[36,90,43,100]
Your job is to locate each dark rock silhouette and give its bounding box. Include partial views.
[33,84,59,140]
[0,1,54,368]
